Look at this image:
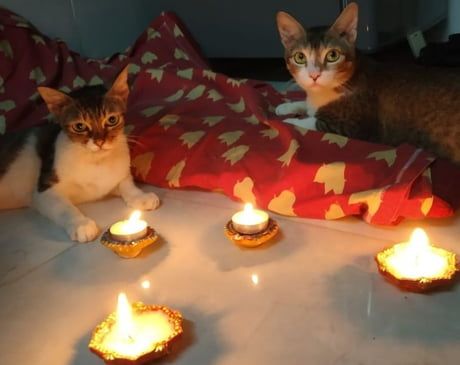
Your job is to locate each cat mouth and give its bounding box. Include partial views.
[86,144,112,152]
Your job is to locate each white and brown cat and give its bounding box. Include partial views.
[276,3,460,163]
[0,67,159,242]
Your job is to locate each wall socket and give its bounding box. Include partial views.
[407,30,427,58]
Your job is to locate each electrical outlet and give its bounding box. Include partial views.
[407,30,426,58]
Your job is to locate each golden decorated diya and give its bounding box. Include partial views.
[89,293,183,365]
[225,204,279,248]
[101,211,158,258]
[375,228,459,292]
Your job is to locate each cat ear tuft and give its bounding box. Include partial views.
[276,11,306,49]
[37,87,73,117]
[106,65,129,109]
[330,2,359,44]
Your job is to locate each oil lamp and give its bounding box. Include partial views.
[375,228,458,292]
[89,293,183,364]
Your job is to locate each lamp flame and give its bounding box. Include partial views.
[141,280,151,289]
[243,203,253,214]
[116,292,134,341]
[129,210,142,223]
[408,227,430,252]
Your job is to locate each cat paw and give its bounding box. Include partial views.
[276,101,308,116]
[275,102,295,116]
[283,116,318,130]
[67,217,100,243]
[127,192,160,211]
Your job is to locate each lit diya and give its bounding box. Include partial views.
[375,228,458,292]
[89,293,183,365]
[101,211,158,258]
[225,203,279,247]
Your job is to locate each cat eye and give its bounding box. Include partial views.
[325,49,341,63]
[292,52,306,65]
[106,115,119,127]
[71,122,88,133]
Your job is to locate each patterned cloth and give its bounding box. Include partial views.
[1,8,459,224]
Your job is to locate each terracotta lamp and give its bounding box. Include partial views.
[375,228,458,292]
[89,293,183,364]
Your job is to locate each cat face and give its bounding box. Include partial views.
[276,3,358,92]
[38,67,129,152]
[58,89,126,152]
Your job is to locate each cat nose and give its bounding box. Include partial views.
[94,139,105,147]
[309,72,320,81]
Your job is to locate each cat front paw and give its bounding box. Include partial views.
[127,192,160,211]
[283,117,318,130]
[67,217,100,243]
[275,101,308,116]
[275,102,295,116]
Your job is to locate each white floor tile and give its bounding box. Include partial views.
[1,186,459,365]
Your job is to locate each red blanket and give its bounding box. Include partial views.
[1,8,459,224]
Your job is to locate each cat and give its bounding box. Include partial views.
[0,67,159,242]
[275,3,460,163]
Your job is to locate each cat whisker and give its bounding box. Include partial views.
[126,135,142,141]
[126,138,147,148]
[126,133,142,138]
[339,82,354,95]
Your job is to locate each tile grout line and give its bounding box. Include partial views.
[0,242,79,288]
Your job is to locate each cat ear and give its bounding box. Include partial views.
[106,65,129,109]
[276,11,306,49]
[330,2,358,44]
[37,87,74,117]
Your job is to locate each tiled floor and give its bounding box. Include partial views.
[1,183,460,365]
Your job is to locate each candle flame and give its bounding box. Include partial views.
[116,292,134,340]
[243,203,253,213]
[141,280,151,289]
[408,227,430,252]
[251,274,259,286]
[129,210,142,223]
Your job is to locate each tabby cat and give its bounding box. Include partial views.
[276,3,460,163]
[0,67,159,242]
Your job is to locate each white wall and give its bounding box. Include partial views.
[446,0,460,36]
[428,0,460,41]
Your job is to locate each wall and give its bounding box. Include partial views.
[0,0,339,58]
[445,0,460,37]
[0,0,450,58]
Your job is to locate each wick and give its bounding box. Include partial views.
[123,334,135,344]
